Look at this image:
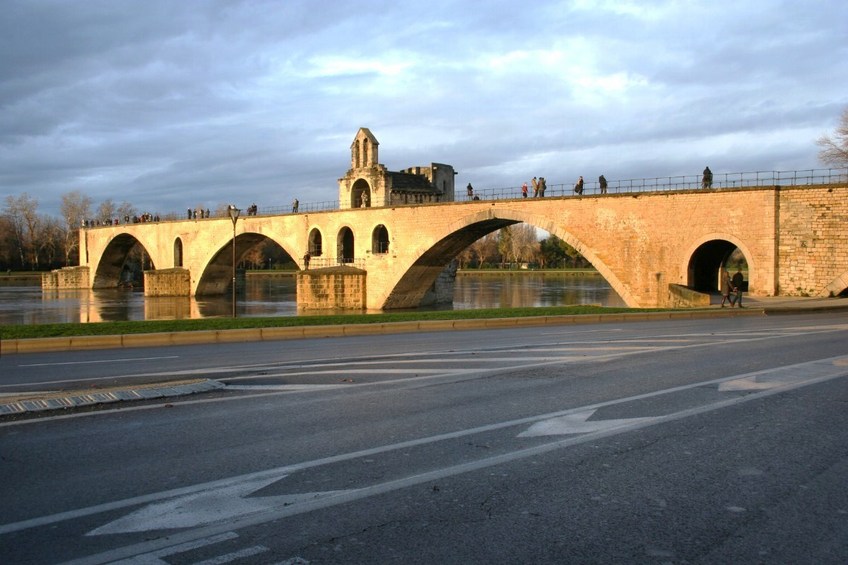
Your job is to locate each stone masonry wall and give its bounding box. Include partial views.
[144,268,191,297]
[41,266,90,290]
[297,267,366,310]
[777,185,848,296]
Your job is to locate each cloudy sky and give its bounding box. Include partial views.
[2,0,846,218]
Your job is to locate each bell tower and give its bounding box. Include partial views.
[351,127,379,170]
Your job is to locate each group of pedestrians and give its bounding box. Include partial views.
[82,213,159,227]
[518,174,607,197]
[187,208,211,220]
[720,269,745,308]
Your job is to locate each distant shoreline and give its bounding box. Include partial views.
[0,273,41,286]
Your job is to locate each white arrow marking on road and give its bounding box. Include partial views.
[517,409,658,437]
[87,474,350,535]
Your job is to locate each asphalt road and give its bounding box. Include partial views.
[1,312,847,564]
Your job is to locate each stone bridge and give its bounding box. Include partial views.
[55,182,848,309]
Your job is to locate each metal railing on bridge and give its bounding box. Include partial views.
[467,167,848,201]
[305,257,366,270]
[82,167,847,227]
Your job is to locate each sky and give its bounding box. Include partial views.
[2,0,847,219]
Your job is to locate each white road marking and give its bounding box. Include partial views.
[89,473,350,535]
[719,377,782,391]
[10,354,844,541]
[17,356,179,368]
[60,355,848,565]
[190,545,269,565]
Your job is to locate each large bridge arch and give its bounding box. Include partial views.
[92,233,157,289]
[382,207,638,309]
[383,216,519,309]
[195,231,298,295]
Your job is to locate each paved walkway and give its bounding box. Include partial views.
[2,296,846,418]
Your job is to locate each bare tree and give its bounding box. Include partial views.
[117,201,136,221]
[98,199,116,222]
[498,224,539,266]
[60,190,93,266]
[459,232,499,268]
[817,108,848,167]
[4,193,40,269]
[38,216,65,268]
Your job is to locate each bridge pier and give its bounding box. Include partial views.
[144,268,192,296]
[297,267,367,310]
[42,266,90,290]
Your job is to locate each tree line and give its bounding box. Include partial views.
[0,190,144,271]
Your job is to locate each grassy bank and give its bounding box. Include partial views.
[0,305,656,340]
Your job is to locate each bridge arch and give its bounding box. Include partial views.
[383,207,638,309]
[92,233,156,289]
[821,270,848,297]
[450,208,636,307]
[195,231,297,295]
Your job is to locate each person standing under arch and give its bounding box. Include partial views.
[720,269,733,307]
[731,270,744,307]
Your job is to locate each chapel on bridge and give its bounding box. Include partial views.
[338,128,456,209]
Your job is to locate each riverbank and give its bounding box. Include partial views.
[3,296,847,355]
[0,272,41,286]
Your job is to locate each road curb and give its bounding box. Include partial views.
[0,379,224,417]
[1,308,769,355]
[4,303,846,417]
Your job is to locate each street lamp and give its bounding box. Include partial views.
[228,205,241,318]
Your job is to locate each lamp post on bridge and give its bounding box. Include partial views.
[228,205,241,318]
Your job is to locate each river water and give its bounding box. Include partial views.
[0,272,624,325]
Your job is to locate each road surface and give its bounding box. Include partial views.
[1,313,847,563]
